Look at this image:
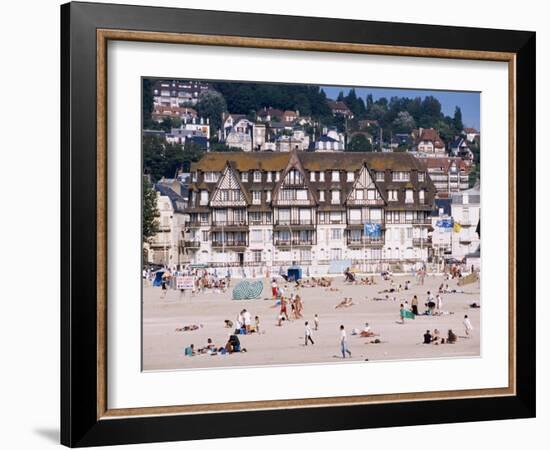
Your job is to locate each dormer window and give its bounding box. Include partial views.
[310,172,316,182]
[388,190,398,201]
[376,171,385,182]
[319,171,325,182]
[253,171,262,183]
[332,171,340,182]
[241,172,249,182]
[346,171,354,182]
[392,171,410,181]
[418,172,425,182]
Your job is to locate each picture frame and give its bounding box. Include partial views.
[60,1,536,447]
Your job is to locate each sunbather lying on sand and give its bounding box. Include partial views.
[335,298,355,308]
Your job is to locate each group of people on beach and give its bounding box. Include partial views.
[184,333,247,357]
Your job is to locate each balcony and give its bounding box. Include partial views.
[274,239,314,248]
[211,220,248,227]
[211,240,248,248]
[183,240,201,249]
[346,198,385,206]
[412,237,432,247]
[347,237,384,248]
[184,220,204,227]
[275,219,313,226]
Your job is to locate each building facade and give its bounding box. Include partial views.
[182,151,436,276]
[146,184,189,268]
[450,188,481,259]
[417,156,471,194]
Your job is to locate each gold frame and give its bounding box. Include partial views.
[96,29,516,420]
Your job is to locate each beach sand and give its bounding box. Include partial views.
[142,274,480,371]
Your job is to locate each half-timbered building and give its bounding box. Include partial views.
[183,150,436,275]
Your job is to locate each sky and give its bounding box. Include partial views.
[322,86,480,130]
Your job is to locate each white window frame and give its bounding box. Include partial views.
[310,172,316,182]
[332,170,340,182]
[376,171,385,182]
[331,190,340,204]
[241,172,248,182]
[252,191,262,205]
[319,190,325,201]
[319,171,325,182]
[346,171,354,182]
[253,171,262,183]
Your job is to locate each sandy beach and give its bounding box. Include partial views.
[142,274,480,371]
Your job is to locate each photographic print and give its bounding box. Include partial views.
[141,78,481,371]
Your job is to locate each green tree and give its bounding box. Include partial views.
[142,78,155,129]
[196,90,227,135]
[143,177,160,244]
[347,134,372,152]
[392,111,416,133]
[452,106,464,134]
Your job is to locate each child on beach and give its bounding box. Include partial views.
[304,321,314,346]
[255,316,260,334]
[463,315,473,337]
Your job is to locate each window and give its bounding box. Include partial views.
[370,208,382,221]
[265,212,272,224]
[200,190,209,205]
[266,190,272,202]
[367,189,376,200]
[251,230,262,242]
[405,189,414,203]
[388,190,398,201]
[376,171,385,182]
[418,172,425,182]
[349,209,361,222]
[300,249,311,262]
[221,190,229,201]
[392,171,410,181]
[267,171,272,182]
[299,208,311,223]
[250,212,261,223]
[201,231,209,242]
[204,171,218,183]
[407,228,413,239]
[330,228,342,241]
[253,171,262,183]
[319,190,325,201]
[296,190,308,200]
[332,170,340,182]
[252,250,262,262]
[330,211,341,223]
[347,171,354,182]
[252,191,262,205]
[419,189,425,203]
[331,190,340,204]
[275,171,280,181]
[330,248,342,260]
[241,172,248,182]
[310,172,316,182]
[278,209,290,221]
[355,189,364,200]
[200,213,209,224]
[285,169,304,185]
[319,171,325,182]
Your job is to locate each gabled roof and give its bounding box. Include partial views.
[416,128,445,147]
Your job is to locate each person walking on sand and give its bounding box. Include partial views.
[463,315,473,337]
[314,313,319,331]
[339,325,352,358]
[305,321,314,346]
[436,294,443,312]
